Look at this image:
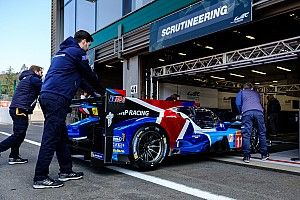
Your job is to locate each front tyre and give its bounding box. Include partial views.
[130,126,168,170]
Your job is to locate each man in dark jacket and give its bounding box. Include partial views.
[166,94,180,101]
[267,95,281,137]
[0,65,43,164]
[236,83,268,163]
[33,30,103,189]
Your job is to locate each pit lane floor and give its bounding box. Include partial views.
[0,123,299,200]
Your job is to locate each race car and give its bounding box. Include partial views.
[67,89,242,170]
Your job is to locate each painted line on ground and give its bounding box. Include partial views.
[0,131,41,147]
[0,131,235,200]
[107,166,235,200]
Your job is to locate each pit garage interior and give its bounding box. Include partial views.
[93,1,300,152]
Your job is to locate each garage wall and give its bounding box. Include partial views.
[160,83,300,111]
[276,95,300,111]
[159,83,218,108]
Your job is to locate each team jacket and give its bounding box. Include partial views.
[10,70,42,114]
[41,37,102,102]
[235,89,264,114]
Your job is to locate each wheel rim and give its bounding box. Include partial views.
[137,131,164,163]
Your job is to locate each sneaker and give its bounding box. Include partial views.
[243,156,250,163]
[8,157,28,165]
[33,177,64,189]
[261,154,270,161]
[58,171,84,182]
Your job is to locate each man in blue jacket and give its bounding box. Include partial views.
[236,83,268,163]
[0,65,43,164]
[33,30,103,189]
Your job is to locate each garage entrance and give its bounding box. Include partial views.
[145,10,300,153]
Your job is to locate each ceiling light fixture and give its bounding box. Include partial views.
[158,58,165,62]
[205,45,214,50]
[105,65,113,68]
[120,60,124,63]
[245,35,255,40]
[276,66,291,72]
[290,13,295,17]
[210,75,225,80]
[229,73,244,78]
[251,70,266,75]
[178,52,187,56]
[273,80,278,83]
[255,83,260,85]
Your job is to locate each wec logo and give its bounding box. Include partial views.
[231,12,249,24]
[109,95,125,103]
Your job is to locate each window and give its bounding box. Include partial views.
[131,0,153,11]
[96,0,122,30]
[76,0,96,33]
[64,0,76,39]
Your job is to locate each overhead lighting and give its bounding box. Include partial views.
[276,66,291,72]
[251,70,266,75]
[210,75,225,80]
[105,64,113,68]
[158,58,165,62]
[269,85,275,87]
[229,73,244,78]
[196,43,202,47]
[245,35,255,40]
[178,52,187,56]
[233,30,241,34]
[273,80,278,83]
[290,13,295,17]
[120,60,124,63]
[205,45,214,50]
[255,83,260,85]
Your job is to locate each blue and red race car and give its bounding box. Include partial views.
[67,89,242,170]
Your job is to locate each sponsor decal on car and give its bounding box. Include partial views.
[118,110,150,116]
[228,134,234,142]
[106,112,114,127]
[113,143,125,149]
[109,95,125,103]
[113,149,125,153]
[91,152,104,160]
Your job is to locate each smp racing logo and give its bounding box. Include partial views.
[109,95,125,103]
[118,110,150,116]
[231,12,249,24]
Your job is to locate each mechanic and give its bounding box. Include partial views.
[0,65,43,164]
[267,94,281,137]
[235,82,269,163]
[166,94,180,101]
[33,30,104,189]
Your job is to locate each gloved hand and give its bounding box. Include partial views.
[92,92,102,98]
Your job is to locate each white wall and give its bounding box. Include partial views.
[0,102,44,124]
[0,107,13,124]
[159,83,218,108]
[160,83,300,111]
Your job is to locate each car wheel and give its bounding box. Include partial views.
[130,125,168,170]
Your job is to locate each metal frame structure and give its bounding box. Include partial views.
[151,36,300,78]
[257,84,300,93]
[148,36,300,98]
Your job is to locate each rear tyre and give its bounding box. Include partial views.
[130,125,168,170]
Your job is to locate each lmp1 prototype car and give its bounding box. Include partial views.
[67,89,242,170]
